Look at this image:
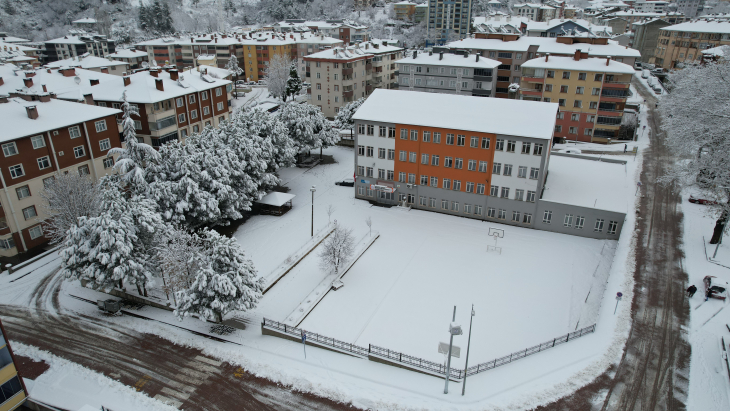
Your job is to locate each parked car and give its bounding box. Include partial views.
[335,178,355,187]
[257,80,267,85]
[689,195,718,205]
[235,80,246,86]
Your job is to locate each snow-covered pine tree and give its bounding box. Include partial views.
[108,91,160,195]
[285,61,302,101]
[333,97,366,130]
[60,178,163,296]
[174,228,263,323]
[225,56,243,98]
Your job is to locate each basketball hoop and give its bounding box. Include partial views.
[487,227,504,254]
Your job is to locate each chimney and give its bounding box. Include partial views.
[123,76,131,86]
[439,52,443,60]
[101,67,109,74]
[382,41,387,46]
[155,78,164,91]
[42,84,47,92]
[23,78,33,88]
[169,69,178,80]
[574,49,581,61]
[412,50,417,59]
[191,37,194,43]
[606,56,611,66]
[90,79,99,86]
[464,52,468,58]
[83,93,94,105]
[545,53,550,62]
[60,68,76,77]
[476,54,480,62]
[25,71,36,77]
[215,38,218,43]
[150,69,158,77]
[39,94,51,102]
[366,43,369,49]
[26,105,38,119]
[46,68,51,73]
[0,77,3,86]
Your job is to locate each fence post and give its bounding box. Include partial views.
[492,359,496,368]
[400,353,402,362]
[369,344,371,354]
[477,364,480,373]
[284,324,287,333]
[552,338,556,347]
[566,334,569,343]
[525,348,528,356]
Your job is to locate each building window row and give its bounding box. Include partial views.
[542,211,619,234]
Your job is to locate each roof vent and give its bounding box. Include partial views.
[26,105,38,119]
[123,76,131,86]
[155,78,164,91]
[23,78,33,88]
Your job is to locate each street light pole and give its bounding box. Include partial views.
[461,304,475,396]
[310,185,316,237]
[444,305,461,394]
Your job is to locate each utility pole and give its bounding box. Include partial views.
[461,304,475,396]
[444,305,462,394]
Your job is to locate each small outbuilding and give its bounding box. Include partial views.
[256,192,296,216]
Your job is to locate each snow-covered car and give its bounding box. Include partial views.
[235,81,246,86]
[257,80,267,85]
[335,178,355,187]
[689,195,718,205]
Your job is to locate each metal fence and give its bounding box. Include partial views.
[263,318,596,380]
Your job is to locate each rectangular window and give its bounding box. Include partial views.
[399,150,406,161]
[22,205,37,220]
[573,100,582,109]
[575,216,585,229]
[481,137,490,149]
[594,74,603,82]
[521,142,531,154]
[400,128,407,139]
[530,168,539,179]
[456,135,465,146]
[464,204,472,214]
[487,207,496,218]
[533,143,543,156]
[543,210,552,224]
[430,176,438,187]
[202,91,208,100]
[476,183,485,195]
[216,102,224,111]
[475,205,483,216]
[555,125,563,132]
[433,132,441,144]
[78,164,90,175]
[465,182,475,193]
[443,179,451,190]
[446,134,455,145]
[9,164,24,178]
[423,131,431,142]
[493,163,501,175]
[506,140,515,152]
[500,187,510,198]
[379,126,387,137]
[367,125,375,136]
[498,209,506,219]
[95,120,107,132]
[512,211,521,222]
[29,224,43,239]
[358,145,365,156]
[442,200,449,210]
[444,157,453,168]
[37,156,51,170]
[31,135,46,149]
[467,159,477,171]
[178,113,186,123]
[366,167,374,177]
[490,185,499,196]
[203,106,210,115]
[387,170,394,181]
[523,213,532,224]
[409,152,417,163]
[562,71,571,79]
[564,214,573,227]
[503,164,512,176]
[470,136,478,148]
[103,157,114,169]
[594,219,604,232]
[378,148,386,159]
[451,202,459,212]
[429,198,436,208]
[515,189,524,201]
[16,185,30,199]
[560,85,569,93]
[608,221,618,235]
[366,146,374,157]
[177,97,184,107]
[398,172,406,182]
[453,180,461,191]
[431,155,439,166]
[527,191,536,202]
[358,186,365,196]
[2,142,18,157]
[420,175,428,185]
[410,129,418,140]
[359,124,366,135]
[389,128,395,138]
[408,173,416,184]
[421,153,429,164]
[454,158,463,170]
[378,169,386,179]
[189,95,196,104]
[419,196,427,206]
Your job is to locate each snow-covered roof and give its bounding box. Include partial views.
[662,20,730,34]
[305,46,372,60]
[0,65,119,102]
[0,35,30,43]
[73,18,97,24]
[353,90,558,141]
[701,45,730,57]
[542,155,628,213]
[90,68,231,104]
[449,37,641,58]
[0,97,120,142]
[197,54,216,60]
[45,35,92,45]
[522,56,635,73]
[196,65,232,79]
[257,192,296,206]
[396,52,501,69]
[525,19,596,32]
[46,55,128,70]
[0,42,39,53]
[108,49,147,59]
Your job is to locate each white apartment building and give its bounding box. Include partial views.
[634,1,669,13]
[396,51,500,97]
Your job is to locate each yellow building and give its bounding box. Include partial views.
[1,317,27,411]
[652,20,730,69]
[394,1,417,21]
[238,33,298,82]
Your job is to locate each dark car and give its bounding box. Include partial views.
[335,178,355,187]
[689,195,718,205]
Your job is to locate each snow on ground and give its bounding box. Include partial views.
[13,343,177,411]
[682,191,730,411]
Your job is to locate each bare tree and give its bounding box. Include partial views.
[365,216,372,237]
[263,53,292,101]
[327,204,336,223]
[155,226,201,305]
[40,173,101,245]
[319,223,355,276]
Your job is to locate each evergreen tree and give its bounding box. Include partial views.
[285,62,302,101]
[174,229,263,323]
[333,97,366,130]
[279,102,338,158]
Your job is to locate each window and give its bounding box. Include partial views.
[476,183,485,194]
[358,186,365,196]
[481,137,490,149]
[431,155,439,166]
[533,143,543,156]
[389,128,396,138]
[78,165,90,175]
[444,157,453,168]
[398,172,406,182]
[433,132,441,144]
[421,153,429,164]
[506,140,516,153]
[442,200,449,210]
[74,146,85,158]
[571,113,580,122]
[454,158,463,170]
[500,187,510,198]
[543,210,552,224]
[134,120,142,130]
[470,136,478,148]
[420,175,428,185]
[503,164,512,176]
[202,91,209,100]
[423,131,431,142]
[37,156,51,170]
[545,84,553,92]
[203,106,210,115]
[512,211,521,222]
[216,102,224,112]
[430,177,438,187]
[558,99,566,107]
[31,135,46,149]
[492,163,501,175]
[520,142,531,154]
[530,168,539,179]
[515,189,524,201]
[495,139,504,151]
[498,209,506,219]
[594,219,604,232]
[451,202,459,212]
[9,164,24,178]
[178,113,186,123]
[487,207,496,218]
[177,97,184,107]
[387,170,394,181]
[2,142,18,157]
[527,191,536,202]
[408,173,416,184]
[453,180,461,191]
[573,100,582,109]
[387,149,395,160]
[409,152,417,163]
[358,145,365,156]
[410,129,417,140]
[400,128,407,139]
[446,134,455,145]
[608,221,618,235]
[419,196,427,206]
[367,125,375,136]
[562,71,570,79]
[594,74,603,82]
[29,225,43,239]
[575,216,585,229]
[564,214,574,227]
[443,179,451,189]
[560,85,568,93]
[474,205,483,216]
[378,148,386,159]
[366,146,374,157]
[592,87,601,96]
[22,205,37,220]
[189,95,196,104]
[103,157,114,169]
[429,198,437,208]
[467,159,477,171]
[457,135,465,146]
[378,169,386,179]
[359,124,366,135]
[464,182,474,193]
[569,126,578,134]
[95,120,107,132]
[379,126,387,137]
[16,185,30,199]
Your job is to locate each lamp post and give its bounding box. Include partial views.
[461,304,475,396]
[310,185,316,237]
[444,306,462,394]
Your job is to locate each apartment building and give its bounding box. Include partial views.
[443,34,640,97]
[651,20,730,69]
[632,18,672,62]
[304,42,403,118]
[634,0,669,13]
[46,54,129,76]
[351,89,626,240]
[396,51,499,96]
[415,4,429,23]
[520,53,634,143]
[1,316,27,411]
[0,65,119,103]
[605,11,687,27]
[90,68,233,148]
[524,19,612,37]
[394,1,418,21]
[0,96,121,257]
[295,35,345,80]
[677,0,705,19]
[427,0,473,44]
[515,3,557,22]
[43,34,115,64]
[136,33,242,72]
[108,48,149,70]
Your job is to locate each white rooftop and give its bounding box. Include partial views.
[542,155,628,213]
[701,45,730,57]
[448,37,641,58]
[0,65,119,102]
[73,18,97,24]
[257,192,296,206]
[0,97,120,142]
[663,20,730,33]
[46,55,128,70]
[0,35,30,43]
[108,49,147,59]
[396,52,501,69]
[353,90,558,140]
[522,55,636,73]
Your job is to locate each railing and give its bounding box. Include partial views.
[369,344,463,379]
[603,80,631,85]
[263,318,370,357]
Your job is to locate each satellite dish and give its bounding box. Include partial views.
[74,76,81,85]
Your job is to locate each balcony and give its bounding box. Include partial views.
[593,128,619,138]
[521,90,542,97]
[366,63,372,70]
[342,67,353,76]
[602,81,630,89]
[597,108,624,116]
[366,85,373,93]
[343,90,354,99]
[522,76,544,83]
